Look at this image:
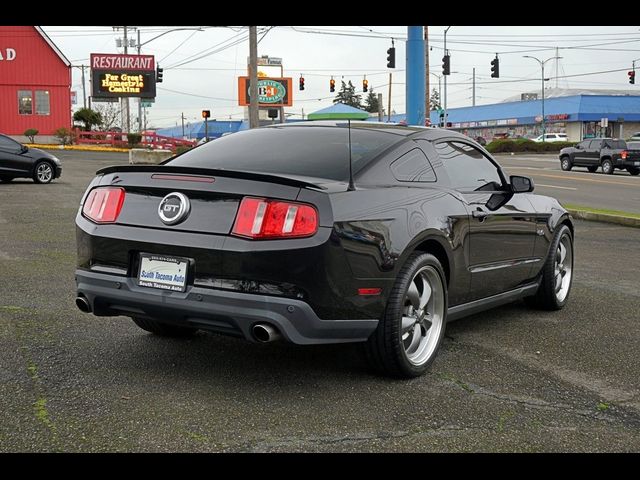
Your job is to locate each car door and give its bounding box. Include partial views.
[585,139,603,166]
[433,140,538,300]
[0,135,30,176]
[571,140,590,164]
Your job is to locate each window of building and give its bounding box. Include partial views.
[18,90,32,115]
[35,90,50,115]
[435,141,504,191]
[390,148,437,182]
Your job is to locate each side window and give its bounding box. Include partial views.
[435,141,503,191]
[390,148,436,182]
[588,140,602,149]
[577,141,589,149]
[0,135,20,150]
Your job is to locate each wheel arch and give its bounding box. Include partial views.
[407,234,452,288]
[31,157,55,175]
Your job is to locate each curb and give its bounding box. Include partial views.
[26,144,130,153]
[567,209,640,228]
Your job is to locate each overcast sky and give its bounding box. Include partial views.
[42,26,640,129]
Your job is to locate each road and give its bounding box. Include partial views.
[0,151,639,452]
[497,153,640,214]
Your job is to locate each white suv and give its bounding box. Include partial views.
[533,133,568,143]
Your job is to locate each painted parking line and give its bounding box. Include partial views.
[535,184,578,191]
[508,169,640,187]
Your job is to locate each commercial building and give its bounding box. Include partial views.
[428,89,640,142]
[0,26,71,143]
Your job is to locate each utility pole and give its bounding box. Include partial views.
[387,73,392,122]
[425,26,430,121]
[181,113,185,138]
[472,67,476,107]
[81,66,87,109]
[122,26,130,134]
[378,92,383,122]
[443,26,451,127]
[137,29,142,132]
[555,47,559,89]
[406,26,425,126]
[248,26,259,129]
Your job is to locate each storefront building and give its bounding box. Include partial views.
[428,92,640,142]
[0,26,71,143]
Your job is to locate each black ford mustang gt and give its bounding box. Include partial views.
[75,122,574,378]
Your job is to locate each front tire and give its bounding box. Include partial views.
[560,156,572,171]
[33,161,54,184]
[601,158,614,175]
[366,253,447,378]
[131,317,197,337]
[525,224,573,310]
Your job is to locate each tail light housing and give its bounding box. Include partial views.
[82,187,126,224]
[622,150,628,159]
[232,197,318,239]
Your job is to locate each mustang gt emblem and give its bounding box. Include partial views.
[158,192,190,225]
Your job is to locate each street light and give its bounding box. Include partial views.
[443,26,452,127]
[523,55,562,141]
[136,27,205,132]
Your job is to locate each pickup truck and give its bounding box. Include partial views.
[559,138,640,175]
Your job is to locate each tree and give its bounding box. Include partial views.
[333,80,362,109]
[363,88,379,113]
[93,103,121,131]
[23,128,38,143]
[430,88,441,111]
[73,108,103,131]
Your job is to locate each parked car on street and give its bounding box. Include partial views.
[75,122,574,378]
[0,133,62,184]
[533,133,568,143]
[559,137,640,175]
[627,132,640,141]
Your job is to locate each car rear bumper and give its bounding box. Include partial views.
[615,158,640,168]
[75,269,378,345]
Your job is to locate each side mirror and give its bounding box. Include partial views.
[20,145,28,153]
[575,144,581,149]
[510,175,534,193]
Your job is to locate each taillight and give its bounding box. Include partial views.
[82,187,125,224]
[232,197,318,239]
[622,150,628,159]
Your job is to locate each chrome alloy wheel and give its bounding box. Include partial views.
[400,265,445,366]
[36,163,53,183]
[554,233,573,303]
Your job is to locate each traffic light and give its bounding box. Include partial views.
[330,78,336,93]
[386,47,396,69]
[363,78,369,93]
[202,110,210,119]
[439,111,444,127]
[629,70,635,84]
[299,76,305,90]
[442,54,450,76]
[491,56,500,78]
[156,65,163,83]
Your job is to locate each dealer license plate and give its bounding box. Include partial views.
[137,254,188,292]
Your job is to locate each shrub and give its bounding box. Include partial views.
[175,146,193,155]
[54,127,72,146]
[24,128,38,143]
[486,139,576,153]
[127,133,142,147]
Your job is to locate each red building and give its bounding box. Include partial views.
[0,26,71,141]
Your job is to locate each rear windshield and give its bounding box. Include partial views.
[167,125,403,181]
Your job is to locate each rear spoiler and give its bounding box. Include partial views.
[96,165,326,190]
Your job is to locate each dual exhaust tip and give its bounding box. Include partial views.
[77,295,281,343]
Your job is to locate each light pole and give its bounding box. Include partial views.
[135,27,204,132]
[523,55,561,141]
[443,25,451,127]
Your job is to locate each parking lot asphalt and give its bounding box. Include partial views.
[0,151,639,452]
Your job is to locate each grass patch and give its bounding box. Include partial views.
[597,402,610,412]
[438,372,475,393]
[27,361,38,379]
[34,397,54,430]
[497,410,515,432]
[1,306,23,312]
[564,204,640,220]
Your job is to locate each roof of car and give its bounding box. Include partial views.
[266,120,472,142]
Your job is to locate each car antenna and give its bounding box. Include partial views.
[347,119,355,191]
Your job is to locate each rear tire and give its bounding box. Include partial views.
[601,158,614,175]
[525,224,573,311]
[560,156,572,171]
[33,160,54,184]
[587,166,598,173]
[627,167,640,176]
[131,317,197,337]
[365,253,447,378]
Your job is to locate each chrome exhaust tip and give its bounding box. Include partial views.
[75,296,92,313]
[252,323,281,343]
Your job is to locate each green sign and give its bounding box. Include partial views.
[257,79,286,104]
[141,101,153,107]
